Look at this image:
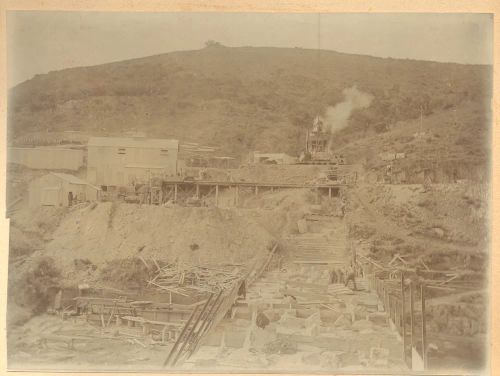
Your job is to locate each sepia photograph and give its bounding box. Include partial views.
[4,10,494,374]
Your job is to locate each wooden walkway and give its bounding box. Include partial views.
[157,179,350,206]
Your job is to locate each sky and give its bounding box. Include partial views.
[6,12,493,88]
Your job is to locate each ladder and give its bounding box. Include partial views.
[163,290,223,367]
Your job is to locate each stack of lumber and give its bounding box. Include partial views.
[147,263,243,295]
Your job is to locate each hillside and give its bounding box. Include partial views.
[8,45,492,159]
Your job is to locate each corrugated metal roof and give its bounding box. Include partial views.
[88,136,179,149]
[50,172,89,185]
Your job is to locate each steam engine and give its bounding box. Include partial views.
[300,116,345,165]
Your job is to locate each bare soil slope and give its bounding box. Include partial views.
[43,203,281,276]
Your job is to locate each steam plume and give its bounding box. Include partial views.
[321,86,373,135]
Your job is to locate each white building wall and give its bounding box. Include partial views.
[87,143,178,187]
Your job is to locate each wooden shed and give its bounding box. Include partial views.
[29,172,100,208]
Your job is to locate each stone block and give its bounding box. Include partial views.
[369,346,390,363]
[352,319,373,331]
[250,326,278,349]
[368,312,388,326]
[302,352,321,366]
[333,314,352,328]
[262,309,282,322]
[223,329,247,348]
[234,307,252,320]
[297,219,308,234]
[201,328,224,347]
[319,351,341,368]
[279,312,305,329]
[320,309,342,323]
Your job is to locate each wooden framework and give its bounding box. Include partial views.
[155,180,344,207]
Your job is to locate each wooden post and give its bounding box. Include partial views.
[383,285,388,311]
[174,184,178,202]
[393,298,397,324]
[421,284,427,370]
[235,185,239,207]
[329,187,332,199]
[171,294,214,366]
[391,297,395,322]
[396,302,400,327]
[164,305,200,367]
[196,184,200,198]
[255,186,258,195]
[162,326,169,343]
[215,185,219,206]
[410,282,415,354]
[148,170,152,204]
[401,272,406,361]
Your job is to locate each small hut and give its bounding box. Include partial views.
[29,172,100,208]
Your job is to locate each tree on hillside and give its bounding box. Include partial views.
[204,40,224,48]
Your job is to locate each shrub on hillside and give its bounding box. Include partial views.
[9,256,61,314]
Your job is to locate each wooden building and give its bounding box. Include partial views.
[8,147,85,171]
[253,152,297,165]
[28,172,100,208]
[87,136,179,187]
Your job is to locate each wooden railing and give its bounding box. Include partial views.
[366,272,426,371]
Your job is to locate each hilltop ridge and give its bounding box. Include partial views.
[8,46,492,160]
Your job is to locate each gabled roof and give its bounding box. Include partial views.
[49,172,102,190]
[50,172,88,185]
[88,137,179,150]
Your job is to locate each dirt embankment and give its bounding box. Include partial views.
[8,186,322,322]
[43,203,282,278]
[9,206,67,259]
[348,182,488,259]
[346,181,488,353]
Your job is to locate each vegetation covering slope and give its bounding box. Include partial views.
[8,45,492,159]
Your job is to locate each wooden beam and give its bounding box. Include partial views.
[410,283,415,354]
[293,260,345,265]
[164,305,200,367]
[388,254,399,266]
[215,185,219,206]
[174,184,178,202]
[401,272,406,361]
[158,180,349,189]
[421,284,427,370]
[420,259,431,271]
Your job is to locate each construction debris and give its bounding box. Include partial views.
[147,262,243,295]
